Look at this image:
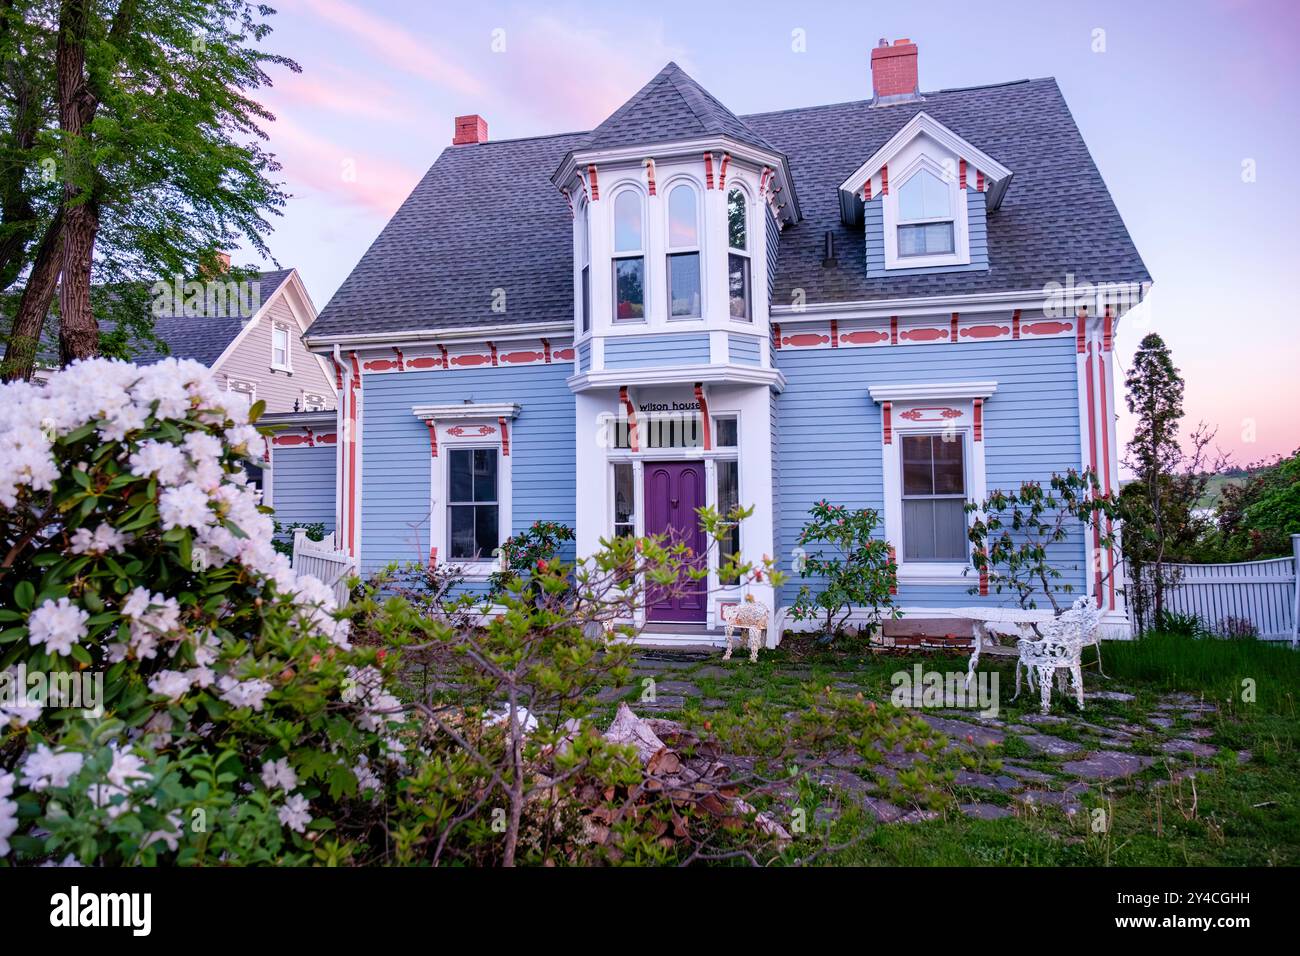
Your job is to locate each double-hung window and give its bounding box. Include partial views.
[896,169,955,258]
[271,325,291,371]
[448,448,499,561]
[612,191,645,321]
[901,434,967,561]
[666,183,701,318]
[726,189,751,321]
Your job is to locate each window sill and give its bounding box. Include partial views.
[446,560,498,582]
[270,365,293,375]
[897,563,974,586]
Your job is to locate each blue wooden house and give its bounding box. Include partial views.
[288,39,1149,643]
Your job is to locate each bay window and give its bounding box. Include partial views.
[666,183,701,318]
[612,190,645,320]
[726,188,751,320]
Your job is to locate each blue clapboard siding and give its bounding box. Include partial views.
[603,332,711,368]
[775,335,1085,609]
[359,363,577,583]
[577,340,591,373]
[271,444,336,533]
[864,191,988,278]
[728,333,762,365]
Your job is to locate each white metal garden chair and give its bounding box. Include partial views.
[1012,597,1101,715]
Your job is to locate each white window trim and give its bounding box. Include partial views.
[873,384,993,586]
[664,178,704,322]
[610,184,649,325]
[414,404,519,581]
[271,323,293,372]
[883,155,970,271]
[725,185,753,324]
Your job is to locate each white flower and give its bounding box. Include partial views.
[353,756,380,796]
[20,744,84,791]
[69,523,130,556]
[27,597,88,657]
[260,758,298,792]
[277,793,312,833]
[127,440,187,485]
[141,810,183,853]
[39,853,83,867]
[159,484,213,531]
[217,675,272,712]
[147,670,192,702]
[87,782,133,819]
[0,771,17,858]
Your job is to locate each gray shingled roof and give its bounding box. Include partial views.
[580,62,781,155]
[102,269,294,366]
[308,73,1149,340]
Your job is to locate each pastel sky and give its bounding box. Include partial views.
[245,0,1300,467]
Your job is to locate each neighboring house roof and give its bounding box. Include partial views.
[308,72,1149,341]
[104,268,294,365]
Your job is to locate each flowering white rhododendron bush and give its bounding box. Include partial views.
[0,359,408,865]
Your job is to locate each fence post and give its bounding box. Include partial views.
[1291,534,1299,648]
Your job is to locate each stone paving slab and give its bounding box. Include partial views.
[1019,733,1086,756]
[919,714,1005,747]
[961,802,1014,820]
[1160,738,1219,759]
[1061,751,1155,781]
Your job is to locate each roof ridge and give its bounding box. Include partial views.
[740,77,1050,121]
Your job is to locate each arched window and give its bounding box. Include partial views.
[666,183,701,318]
[896,168,954,257]
[726,188,751,321]
[612,190,645,320]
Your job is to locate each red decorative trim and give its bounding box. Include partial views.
[426,420,438,458]
[486,341,499,366]
[717,153,731,190]
[899,326,948,343]
[840,329,890,346]
[694,383,712,451]
[863,179,871,202]
[500,349,544,365]
[272,433,316,447]
[347,352,361,558]
[331,357,344,390]
[959,324,1011,340]
[392,346,405,372]
[446,425,496,438]
[586,164,599,200]
[363,358,401,372]
[950,312,959,344]
[703,152,715,189]
[899,406,963,423]
[1011,309,1021,340]
[262,435,270,463]
[881,163,889,196]
[407,356,439,370]
[780,332,831,348]
[1076,307,1087,353]
[498,417,510,457]
[1084,343,1103,607]
[830,319,839,348]
[1102,305,1113,352]
[758,167,772,198]
[888,545,898,595]
[438,343,449,368]
[976,169,985,192]
[428,546,437,570]
[771,323,782,350]
[449,352,495,368]
[890,316,899,345]
[619,386,639,452]
[1098,350,1115,610]
[1022,320,1073,337]
[959,158,967,190]
[541,338,552,363]
[552,347,575,361]
[882,401,893,445]
[973,398,983,442]
[643,158,656,197]
[318,432,337,445]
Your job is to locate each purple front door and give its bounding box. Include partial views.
[644,461,708,623]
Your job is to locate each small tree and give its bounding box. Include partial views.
[789,501,897,638]
[488,520,575,599]
[967,469,1119,613]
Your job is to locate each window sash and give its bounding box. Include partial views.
[272,328,290,367]
[448,448,499,560]
[728,253,751,320]
[898,222,955,257]
[612,256,645,321]
[667,251,701,318]
[899,433,967,562]
[716,459,740,573]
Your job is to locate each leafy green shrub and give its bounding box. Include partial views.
[271,520,327,557]
[487,520,575,599]
[788,501,897,638]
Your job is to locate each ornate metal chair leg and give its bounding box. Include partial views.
[1037,666,1053,715]
[722,624,734,660]
[1070,663,1084,709]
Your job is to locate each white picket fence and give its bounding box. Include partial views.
[290,529,356,608]
[1130,534,1299,644]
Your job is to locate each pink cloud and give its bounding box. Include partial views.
[267,64,417,127]
[285,0,487,97]
[266,113,423,217]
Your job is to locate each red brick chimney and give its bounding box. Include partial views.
[452,114,488,145]
[871,38,919,103]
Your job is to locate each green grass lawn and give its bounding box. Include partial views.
[621,633,1300,866]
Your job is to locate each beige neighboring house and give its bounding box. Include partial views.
[94,268,335,413]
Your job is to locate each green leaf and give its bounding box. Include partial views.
[14,580,35,611]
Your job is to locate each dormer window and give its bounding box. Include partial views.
[726,188,751,321]
[897,169,954,257]
[612,189,645,321]
[666,183,701,319]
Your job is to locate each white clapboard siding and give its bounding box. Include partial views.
[291,529,356,609]
[1131,535,1299,644]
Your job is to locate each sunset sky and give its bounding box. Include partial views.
[245,0,1300,467]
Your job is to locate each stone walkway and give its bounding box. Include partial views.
[620,653,1245,826]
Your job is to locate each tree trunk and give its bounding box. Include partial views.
[54,0,99,364]
[0,209,63,381]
